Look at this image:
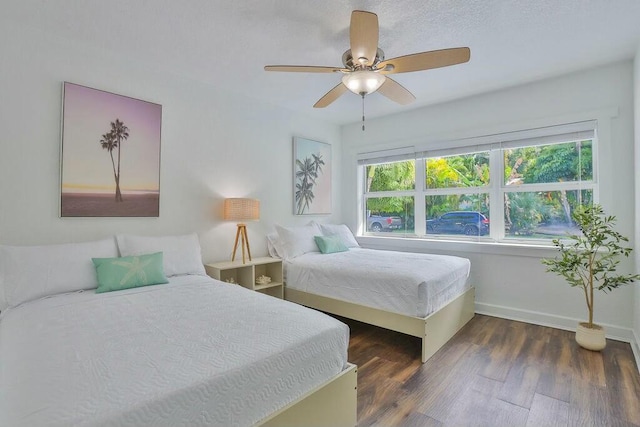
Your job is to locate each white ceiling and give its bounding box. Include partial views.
[5,0,640,125]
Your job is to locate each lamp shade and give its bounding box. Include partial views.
[223,198,260,221]
[342,70,386,95]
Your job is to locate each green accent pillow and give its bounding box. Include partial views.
[93,252,169,293]
[314,235,349,254]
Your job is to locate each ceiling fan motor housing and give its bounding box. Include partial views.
[342,48,385,71]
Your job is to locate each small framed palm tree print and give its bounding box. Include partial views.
[60,82,162,217]
[293,137,331,215]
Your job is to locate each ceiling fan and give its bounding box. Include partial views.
[264,10,471,110]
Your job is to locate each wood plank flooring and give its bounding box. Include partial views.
[344,314,640,426]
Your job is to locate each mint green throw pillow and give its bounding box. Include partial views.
[93,252,169,293]
[314,235,349,254]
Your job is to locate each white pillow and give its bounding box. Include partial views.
[275,223,322,259]
[0,238,119,311]
[116,233,206,277]
[320,223,360,248]
[266,232,284,259]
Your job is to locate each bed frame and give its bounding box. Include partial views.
[259,363,357,427]
[285,287,475,363]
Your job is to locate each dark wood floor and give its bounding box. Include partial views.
[344,314,640,427]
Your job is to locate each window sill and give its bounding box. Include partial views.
[356,235,560,258]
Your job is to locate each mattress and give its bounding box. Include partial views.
[0,275,349,427]
[285,248,471,318]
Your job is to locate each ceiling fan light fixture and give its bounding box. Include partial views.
[342,70,386,95]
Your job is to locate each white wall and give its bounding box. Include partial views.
[0,23,341,263]
[633,45,640,364]
[341,61,636,339]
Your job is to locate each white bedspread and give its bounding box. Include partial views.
[0,275,349,427]
[285,248,471,318]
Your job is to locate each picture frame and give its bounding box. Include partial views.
[60,82,162,217]
[293,137,331,215]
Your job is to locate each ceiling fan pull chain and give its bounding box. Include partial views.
[361,93,365,131]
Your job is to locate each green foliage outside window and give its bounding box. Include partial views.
[366,161,415,229]
[366,161,415,192]
[426,153,489,189]
[364,140,593,238]
[504,141,592,235]
[425,152,489,219]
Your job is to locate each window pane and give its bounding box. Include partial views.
[366,160,415,192]
[425,194,490,237]
[504,140,593,186]
[365,197,414,233]
[504,189,593,238]
[425,152,490,189]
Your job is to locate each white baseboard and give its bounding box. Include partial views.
[632,330,640,375]
[475,301,633,342]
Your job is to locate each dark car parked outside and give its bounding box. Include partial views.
[426,211,490,236]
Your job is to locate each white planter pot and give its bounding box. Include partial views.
[575,322,606,351]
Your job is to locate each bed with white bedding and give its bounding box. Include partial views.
[0,275,352,427]
[273,223,475,363]
[285,248,471,318]
[0,235,356,427]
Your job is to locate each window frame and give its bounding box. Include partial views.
[358,121,598,244]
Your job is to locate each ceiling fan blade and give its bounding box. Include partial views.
[378,47,471,74]
[264,65,346,73]
[314,83,348,108]
[350,10,379,66]
[377,77,416,105]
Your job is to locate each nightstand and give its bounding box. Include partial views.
[205,257,284,299]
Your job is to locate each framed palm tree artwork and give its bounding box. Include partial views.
[293,137,331,215]
[60,82,162,217]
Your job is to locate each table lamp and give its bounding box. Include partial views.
[223,198,260,264]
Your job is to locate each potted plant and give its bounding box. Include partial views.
[542,204,639,351]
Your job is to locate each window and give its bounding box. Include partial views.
[359,121,596,243]
[364,160,415,234]
[502,140,593,239]
[424,151,490,238]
